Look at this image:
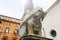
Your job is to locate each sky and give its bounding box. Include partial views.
[0,0,56,19]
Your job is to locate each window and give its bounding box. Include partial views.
[0,16,4,19]
[5,28,10,33]
[13,38,16,40]
[0,20,2,24]
[13,37,16,40]
[16,20,19,23]
[50,29,57,37]
[7,22,10,26]
[8,18,12,21]
[14,29,19,34]
[2,37,7,40]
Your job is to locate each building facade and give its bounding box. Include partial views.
[0,15,21,40]
[42,0,60,40]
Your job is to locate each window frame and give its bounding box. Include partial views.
[14,29,19,34]
[7,22,10,26]
[5,28,10,33]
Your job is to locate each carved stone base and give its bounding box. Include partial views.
[20,35,53,40]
